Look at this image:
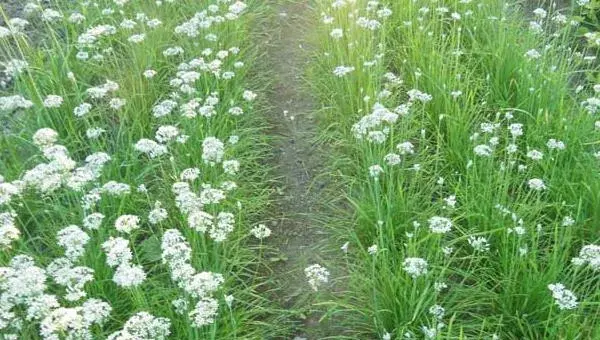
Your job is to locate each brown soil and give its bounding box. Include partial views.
[261,0,339,338]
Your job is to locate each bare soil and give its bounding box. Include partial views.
[262,0,339,338]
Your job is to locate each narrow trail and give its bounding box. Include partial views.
[262,0,334,338]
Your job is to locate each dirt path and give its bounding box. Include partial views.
[262,0,334,338]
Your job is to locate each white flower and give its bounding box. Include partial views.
[134,139,168,158]
[186,211,213,233]
[571,244,600,271]
[508,123,523,138]
[46,258,94,301]
[57,225,90,260]
[407,89,432,102]
[333,65,355,77]
[526,149,543,161]
[0,182,20,206]
[189,298,219,327]
[209,212,235,242]
[434,281,448,292]
[474,144,492,157]
[0,95,33,111]
[148,201,168,225]
[250,224,272,240]
[86,127,106,139]
[533,8,547,19]
[429,304,445,319]
[114,214,140,234]
[384,153,401,165]
[402,257,428,278]
[242,90,257,101]
[468,236,490,252]
[39,307,87,339]
[69,12,86,24]
[83,213,104,230]
[330,28,343,39]
[102,237,133,267]
[74,102,93,117]
[561,215,575,227]
[143,69,157,78]
[0,211,20,248]
[155,125,180,143]
[305,264,330,291]
[369,164,384,178]
[109,98,126,110]
[82,299,112,325]
[179,168,200,182]
[147,19,162,28]
[443,195,456,208]
[33,128,59,147]
[524,49,541,60]
[2,59,29,75]
[397,141,415,154]
[528,178,546,191]
[108,312,171,339]
[163,46,184,57]
[43,95,64,108]
[228,106,244,116]
[428,216,453,234]
[223,160,240,175]
[172,298,189,315]
[548,283,578,310]
[113,263,146,288]
[202,137,225,165]
[41,9,63,22]
[367,244,378,255]
[152,99,178,117]
[128,33,145,43]
[547,139,565,150]
[102,181,131,195]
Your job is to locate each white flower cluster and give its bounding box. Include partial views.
[403,257,428,278]
[304,264,330,291]
[0,95,34,111]
[56,225,90,261]
[428,216,453,234]
[46,257,94,302]
[0,0,257,336]
[0,255,111,338]
[0,211,20,249]
[548,283,578,310]
[351,103,399,141]
[102,236,146,288]
[108,312,171,339]
[21,129,111,193]
[161,229,223,327]
[171,180,236,242]
[174,1,247,38]
[571,244,600,271]
[250,224,272,240]
[135,138,168,158]
[202,137,225,165]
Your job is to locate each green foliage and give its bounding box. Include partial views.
[310,0,600,338]
[0,0,289,339]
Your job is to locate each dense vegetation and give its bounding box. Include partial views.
[1,0,599,339]
[311,0,600,338]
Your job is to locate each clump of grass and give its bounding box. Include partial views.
[311,0,600,338]
[0,0,288,338]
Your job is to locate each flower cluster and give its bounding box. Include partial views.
[304,264,330,291]
[102,236,146,288]
[161,229,224,327]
